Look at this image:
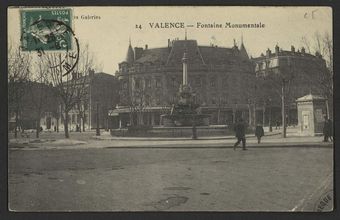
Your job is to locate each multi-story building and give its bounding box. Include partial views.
[66,70,120,131]
[8,71,120,133]
[252,45,328,126]
[8,81,59,132]
[112,38,256,127]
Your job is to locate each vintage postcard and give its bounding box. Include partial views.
[8,6,333,211]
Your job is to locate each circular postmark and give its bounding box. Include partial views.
[20,18,79,76]
[314,190,333,212]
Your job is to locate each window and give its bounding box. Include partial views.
[211,95,217,105]
[210,76,216,87]
[171,77,176,88]
[156,96,161,105]
[135,78,140,89]
[123,81,128,89]
[222,76,228,87]
[145,78,151,88]
[145,95,150,106]
[222,94,228,104]
[155,77,162,88]
[194,94,201,103]
[195,77,202,87]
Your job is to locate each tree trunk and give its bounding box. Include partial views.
[269,106,273,132]
[36,109,41,138]
[36,119,40,138]
[253,104,256,127]
[138,111,143,125]
[56,117,59,132]
[79,117,82,133]
[64,110,70,138]
[262,107,266,126]
[82,116,85,132]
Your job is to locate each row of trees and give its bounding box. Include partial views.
[8,43,95,138]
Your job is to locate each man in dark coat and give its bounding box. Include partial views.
[255,124,264,144]
[323,116,330,142]
[233,118,247,150]
[328,118,333,141]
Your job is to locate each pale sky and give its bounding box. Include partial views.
[8,6,332,74]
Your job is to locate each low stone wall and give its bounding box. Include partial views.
[111,126,254,137]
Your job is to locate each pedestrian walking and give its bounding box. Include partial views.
[275,120,280,130]
[328,118,333,141]
[323,116,330,142]
[255,124,264,144]
[233,118,247,150]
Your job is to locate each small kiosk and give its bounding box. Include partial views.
[296,94,327,136]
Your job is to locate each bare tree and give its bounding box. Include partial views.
[262,58,295,138]
[75,44,94,132]
[27,62,51,138]
[301,31,333,117]
[44,44,93,138]
[8,45,31,138]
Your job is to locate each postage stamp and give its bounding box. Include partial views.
[20,8,73,51]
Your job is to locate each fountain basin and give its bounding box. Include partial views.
[161,114,210,127]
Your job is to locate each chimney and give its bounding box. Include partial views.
[145,44,148,50]
[315,51,322,58]
[291,45,295,52]
[301,47,305,54]
[89,68,95,77]
[266,48,271,58]
[134,47,144,60]
[275,44,279,55]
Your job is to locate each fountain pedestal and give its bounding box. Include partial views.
[162,51,210,127]
[162,79,209,127]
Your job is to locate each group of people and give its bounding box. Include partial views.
[232,115,334,150]
[232,118,264,150]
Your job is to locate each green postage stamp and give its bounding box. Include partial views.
[20,8,73,51]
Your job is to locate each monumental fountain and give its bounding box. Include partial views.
[111,51,214,138]
[161,51,210,127]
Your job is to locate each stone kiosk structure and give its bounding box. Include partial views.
[296,94,327,136]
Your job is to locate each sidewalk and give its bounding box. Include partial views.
[91,131,280,141]
[9,131,333,151]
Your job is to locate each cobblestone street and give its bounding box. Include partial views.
[9,138,333,211]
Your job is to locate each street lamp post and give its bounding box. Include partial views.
[268,98,272,132]
[262,100,266,126]
[282,79,287,138]
[96,102,100,136]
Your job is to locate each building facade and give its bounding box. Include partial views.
[8,81,59,132]
[112,38,256,127]
[252,45,328,126]
[9,72,120,133]
[65,71,120,131]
